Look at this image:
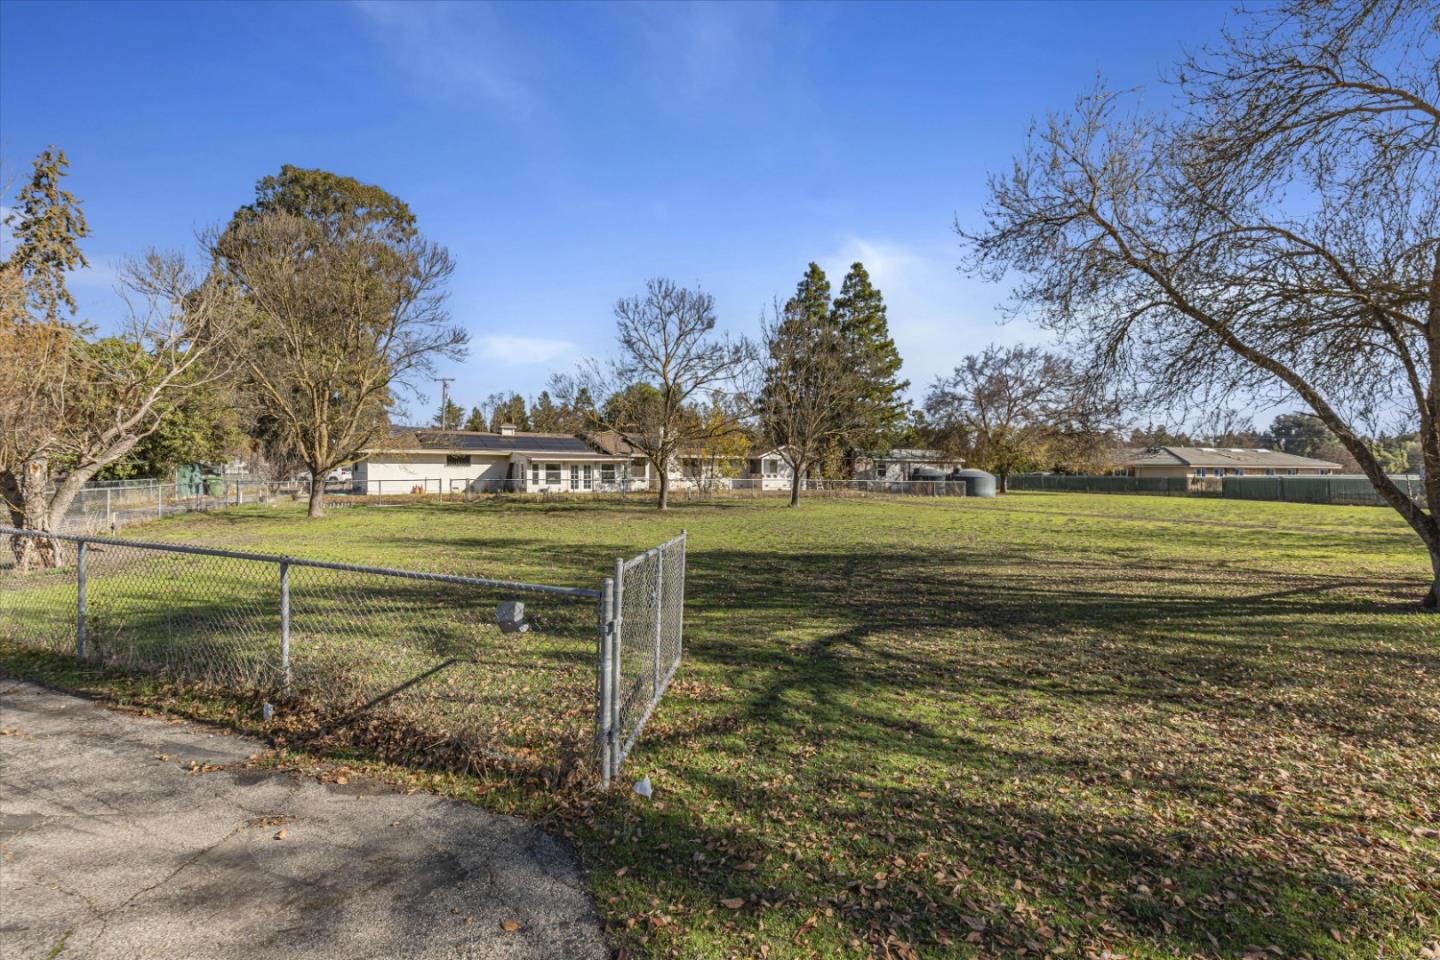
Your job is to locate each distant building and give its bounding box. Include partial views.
[855,449,965,481]
[354,425,634,494]
[1119,446,1342,479]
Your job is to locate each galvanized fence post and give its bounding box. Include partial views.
[652,543,663,702]
[610,557,624,782]
[279,560,291,690]
[597,576,615,787]
[678,530,687,668]
[75,538,88,659]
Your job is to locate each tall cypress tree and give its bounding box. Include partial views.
[787,262,831,324]
[832,262,908,450]
[462,405,487,431]
[530,391,560,432]
[7,148,89,322]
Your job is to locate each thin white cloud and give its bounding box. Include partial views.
[68,256,124,291]
[352,1,536,113]
[477,335,578,366]
[819,235,1048,400]
[619,2,790,103]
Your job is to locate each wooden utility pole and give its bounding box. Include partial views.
[434,377,454,429]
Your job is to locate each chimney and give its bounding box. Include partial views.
[498,423,517,437]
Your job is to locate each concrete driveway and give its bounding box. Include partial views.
[0,679,610,960]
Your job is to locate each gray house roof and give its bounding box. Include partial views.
[368,429,628,460]
[1126,446,1342,469]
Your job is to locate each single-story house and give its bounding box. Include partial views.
[353,425,637,494]
[672,446,797,492]
[589,432,798,492]
[1120,446,1342,479]
[855,449,966,481]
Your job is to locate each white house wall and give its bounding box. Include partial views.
[354,453,513,493]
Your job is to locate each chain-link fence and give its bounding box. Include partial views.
[55,479,339,533]
[595,531,686,783]
[0,525,686,787]
[1007,472,1425,505]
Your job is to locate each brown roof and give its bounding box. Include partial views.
[587,430,645,457]
[368,429,628,460]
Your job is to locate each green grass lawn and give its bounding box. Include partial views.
[3,492,1438,958]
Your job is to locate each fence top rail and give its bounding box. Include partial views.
[0,525,602,599]
[621,530,686,572]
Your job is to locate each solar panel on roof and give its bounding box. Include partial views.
[412,432,596,454]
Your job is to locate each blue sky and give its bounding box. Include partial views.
[1,0,1233,420]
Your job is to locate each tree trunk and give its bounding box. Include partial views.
[1426,551,1439,611]
[657,471,669,511]
[307,478,326,518]
[6,458,65,572]
[998,471,1009,494]
[789,469,801,507]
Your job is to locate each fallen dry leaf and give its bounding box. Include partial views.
[500,920,520,932]
[719,898,745,910]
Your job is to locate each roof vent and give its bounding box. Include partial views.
[498,423,516,437]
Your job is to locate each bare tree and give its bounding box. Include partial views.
[960,1,1440,608]
[1,254,235,569]
[924,345,1116,492]
[214,211,465,517]
[756,297,865,506]
[554,278,750,510]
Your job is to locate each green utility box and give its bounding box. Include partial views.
[176,463,203,498]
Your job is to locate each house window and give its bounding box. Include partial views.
[1235,468,1245,476]
[764,459,778,477]
[446,454,471,467]
[1214,468,1226,478]
[583,465,593,489]
[1264,469,1275,476]
[1319,468,1331,475]
[530,462,539,484]
[1194,468,1207,478]
[570,465,580,489]
[876,464,888,479]
[545,463,560,484]
[1288,469,1298,476]
[601,463,616,483]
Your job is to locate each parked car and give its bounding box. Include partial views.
[293,468,354,484]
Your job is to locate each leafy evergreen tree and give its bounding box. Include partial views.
[434,398,464,430]
[462,405,487,431]
[832,262,908,449]
[530,390,561,432]
[96,376,245,479]
[487,393,527,431]
[7,148,89,322]
[789,262,831,325]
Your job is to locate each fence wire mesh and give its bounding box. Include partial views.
[0,526,677,785]
[1,525,687,786]
[605,531,686,779]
